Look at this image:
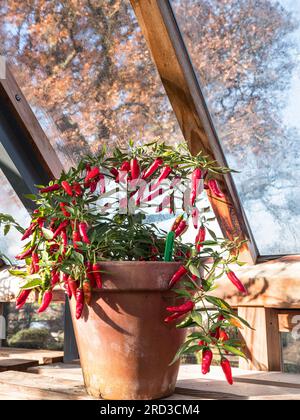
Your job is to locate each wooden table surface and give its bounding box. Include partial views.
[0,360,299,400]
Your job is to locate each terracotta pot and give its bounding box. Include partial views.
[69,261,189,400]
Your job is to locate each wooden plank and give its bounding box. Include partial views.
[238,307,281,371]
[215,256,300,308]
[0,64,63,179]
[130,0,256,264]
[0,370,93,400]
[0,348,63,365]
[278,311,300,332]
[0,358,38,372]
[28,363,83,383]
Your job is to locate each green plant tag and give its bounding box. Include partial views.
[163,231,175,262]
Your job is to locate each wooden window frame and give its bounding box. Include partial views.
[1,3,299,372]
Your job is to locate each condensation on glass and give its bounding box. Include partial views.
[0,0,184,169]
[0,168,30,262]
[171,0,300,255]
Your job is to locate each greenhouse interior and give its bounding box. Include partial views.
[0,0,299,403]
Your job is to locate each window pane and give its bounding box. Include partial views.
[0,168,30,263]
[0,0,184,169]
[4,302,64,351]
[171,0,300,255]
[281,331,300,373]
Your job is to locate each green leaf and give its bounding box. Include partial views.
[176,316,196,329]
[73,251,84,265]
[188,264,201,278]
[191,310,203,326]
[169,338,195,365]
[21,278,43,289]
[205,296,232,311]
[42,228,54,240]
[4,224,10,236]
[23,194,37,200]
[222,345,247,359]
[8,269,27,277]
[206,227,217,241]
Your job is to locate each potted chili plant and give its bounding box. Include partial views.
[10,141,249,400]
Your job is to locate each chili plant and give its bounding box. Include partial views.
[10,141,250,384]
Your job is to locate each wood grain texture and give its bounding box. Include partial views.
[0,348,63,365]
[215,256,300,308]
[0,64,63,179]
[238,307,281,371]
[0,358,38,372]
[130,0,257,264]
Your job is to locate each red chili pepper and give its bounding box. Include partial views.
[85,167,100,184]
[221,358,233,385]
[51,270,60,287]
[37,217,46,228]
[192,207,199,229]
[92,263,102,288]
[89,179,98,193]
[61,181,73,197]
[142,158,163,180]
[166,300,194,314]
[49,218,58,232]
[86,262,96,288]
[21,223,37,241]
[79,222,90,244]
[226,270,248,295]
[171,214,184,232]
[190,168,203,206]
[75,288,84,319]
[53,220,69,239]
[174,220,188,238]
[169,265,188,288]
[73,230,81,250]
[110,167,119,178]
[16,289,31,310]
[164,312,183,323]
[153,166,172,189]
[59,202,71,217]
[207,179,225,198]
[49,243,59,254]
[219,329,229,342]
[130,158,140,180]
[38,290,53,313]
[68,276,78,297]
[195,225,206,252]
[61,229,68,254]
[72,182,83,197]
[202,349,213,375]
[39,184,61,194]
[16,246,35,260]
[31,251,39,273]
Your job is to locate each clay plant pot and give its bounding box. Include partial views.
[69,261,189,400]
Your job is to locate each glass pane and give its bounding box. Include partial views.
[281,331,300,373]
[0,168,30,263]
[4,302,64,351]
[171,0,300,255]
[0,0,184,169]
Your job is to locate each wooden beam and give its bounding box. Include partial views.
[130,0,257,264]
[238,307,282,371]
[215,256,300,308]
[0,64,63,179]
